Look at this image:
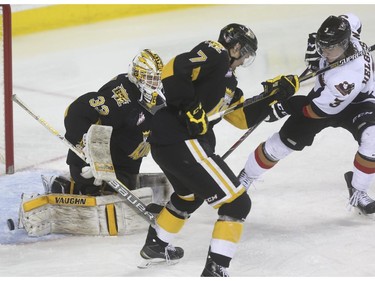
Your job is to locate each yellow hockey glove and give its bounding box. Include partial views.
[262,74,300,101]
[183,102,208,137]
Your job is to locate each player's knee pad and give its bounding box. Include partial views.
[359,126,375,159]
[168,192,204,219]
[279,129,313,151]
[218,192,251,221]
[264,133,295,161]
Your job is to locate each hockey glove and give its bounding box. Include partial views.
[304,33,320,71]
[80,166,103,186]
[262,75,300,102]
[265,102,289,122]
[182,102,208,137]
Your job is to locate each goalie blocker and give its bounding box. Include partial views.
[19,173,172,237]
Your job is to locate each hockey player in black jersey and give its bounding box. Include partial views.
[50,49,166,195]
[138,24,299,276]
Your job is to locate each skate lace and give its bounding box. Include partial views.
[348,189,374,208]
[164,244,176,264]
[219,266,229,277]
[238,169,262,191]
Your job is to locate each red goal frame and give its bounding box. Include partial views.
[1,4,14,174]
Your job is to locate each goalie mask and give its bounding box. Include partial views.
[128,49,166,114]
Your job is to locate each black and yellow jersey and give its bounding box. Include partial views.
[64,74,154,174]
[150,40,269,146]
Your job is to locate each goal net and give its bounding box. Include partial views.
[0,4,14,174]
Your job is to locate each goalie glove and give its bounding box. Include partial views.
[80,166,103,186]
[181,102,208,137]
[265,102,289,123]
[304,33,320,71]
[262,75,299,102]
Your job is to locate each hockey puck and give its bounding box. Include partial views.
[7,218,15,231]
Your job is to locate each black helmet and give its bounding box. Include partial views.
[218,23,258,57]
[316,15,351,50]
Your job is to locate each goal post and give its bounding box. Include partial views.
[0,4,14,174]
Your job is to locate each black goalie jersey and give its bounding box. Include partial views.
[64,74,154,174]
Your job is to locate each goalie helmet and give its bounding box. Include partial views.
[218,23,258,66]
[128,49,166,114]
[316,15,351,55]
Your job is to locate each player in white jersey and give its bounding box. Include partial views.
[238,14,375,215]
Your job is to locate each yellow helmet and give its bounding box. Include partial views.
[128,49,165,113]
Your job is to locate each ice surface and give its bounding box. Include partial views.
[1,5,375,277]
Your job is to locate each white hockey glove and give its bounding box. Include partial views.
[80,166,103,186]
[304,33,320,71]
[265,102,289,123]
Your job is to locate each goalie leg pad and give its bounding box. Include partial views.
[20,187,153,237]
[42,174,76,194]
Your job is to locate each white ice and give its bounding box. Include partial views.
[1,4,375,277]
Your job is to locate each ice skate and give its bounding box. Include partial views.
[345,171,375,215]
[238,169,254,190]
[138,238,184,268]
[201,255,229,277]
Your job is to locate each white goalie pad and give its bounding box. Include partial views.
[19,187,153,237]
[85,124,116,181]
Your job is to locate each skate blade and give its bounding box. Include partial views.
[351,207,375,221]
[137,258,179,269]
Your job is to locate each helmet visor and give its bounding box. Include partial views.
[316,38,348,61]
[240,44,256,67]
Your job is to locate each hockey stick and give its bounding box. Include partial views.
[12,94,156,224]
[221,67,311,160]
[222,121,262,160]
[209,44,375,122]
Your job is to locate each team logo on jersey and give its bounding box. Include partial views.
[137,112,145,126]
[206,40,225,53]
[111,84,131,106]
[207,87,235,116]
[334,81,355,96]
[128,131,151,160]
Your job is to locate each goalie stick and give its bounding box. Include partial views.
[12,94,156,225]
[209,44,375,123]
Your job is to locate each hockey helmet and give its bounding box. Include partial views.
[316,15,351,56]
[218,23,258,66]
[128,49,166,114]
[339,13,362,39]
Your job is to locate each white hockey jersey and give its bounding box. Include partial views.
[310,39,374,117]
